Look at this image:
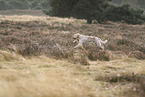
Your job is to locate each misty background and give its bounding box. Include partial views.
[0,0,145,11]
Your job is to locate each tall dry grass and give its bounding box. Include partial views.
[0,50,145,97]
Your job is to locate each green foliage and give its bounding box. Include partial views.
[46,0,145,24]
[138,0,145,9]
[104,4,145,24]
[72,0,93,23]
[8,0,29,10]
[111,0,145,10]
[48,0,78,17]
[0,0,145,24]
[41,0,50,9]
[72,0,111,23]
[0,1,7,10]
[30,0,39,9]
[48,0,110,23]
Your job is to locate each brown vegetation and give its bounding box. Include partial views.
[0,15,145,61]
[0,10,145,97]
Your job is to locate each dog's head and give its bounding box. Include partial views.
[73,33,80,39]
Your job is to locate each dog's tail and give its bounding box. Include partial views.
[100,39,108,44]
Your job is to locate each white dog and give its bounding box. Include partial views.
[73,33,108,50]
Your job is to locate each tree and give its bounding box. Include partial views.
[72,0,93,23]
[47,0,110,23]
[72,0,110,23]
[8,0,29,10]
[111,0,122,4]
[104,4,145,24]
[122,0,139,8]
[45,0,145,24]
[48,0,78,17]
[138,0,145,9]
[41,0,50,9]
[0,1,7,10]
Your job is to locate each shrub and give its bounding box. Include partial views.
[83,43,110,61]
[128,51,145,60]
[17,44,41,56]
[73,48,89,65]
[104,4,145,24]
[49,46,74,59]
[87,49,110,61]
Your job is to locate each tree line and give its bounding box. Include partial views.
[44,0,145,24]
[0,0,145,24]
[0,0,50,10]
[0,0,145,10]
[111,0,145,9]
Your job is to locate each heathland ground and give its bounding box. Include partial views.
[0,10,145,97]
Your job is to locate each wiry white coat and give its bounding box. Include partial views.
[73,33,108,50]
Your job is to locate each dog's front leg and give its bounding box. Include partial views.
[73,40,77,43]
[95,39,104,50]
[74,43,82,48]
[74,41,83,49]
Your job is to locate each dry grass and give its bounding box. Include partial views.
[0,10,145,97]
[0,12,144,61]
[0,50,145,97]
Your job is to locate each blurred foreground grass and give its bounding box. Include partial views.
[0,50,145,97]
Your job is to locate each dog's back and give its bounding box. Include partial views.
[73,33,107,50]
